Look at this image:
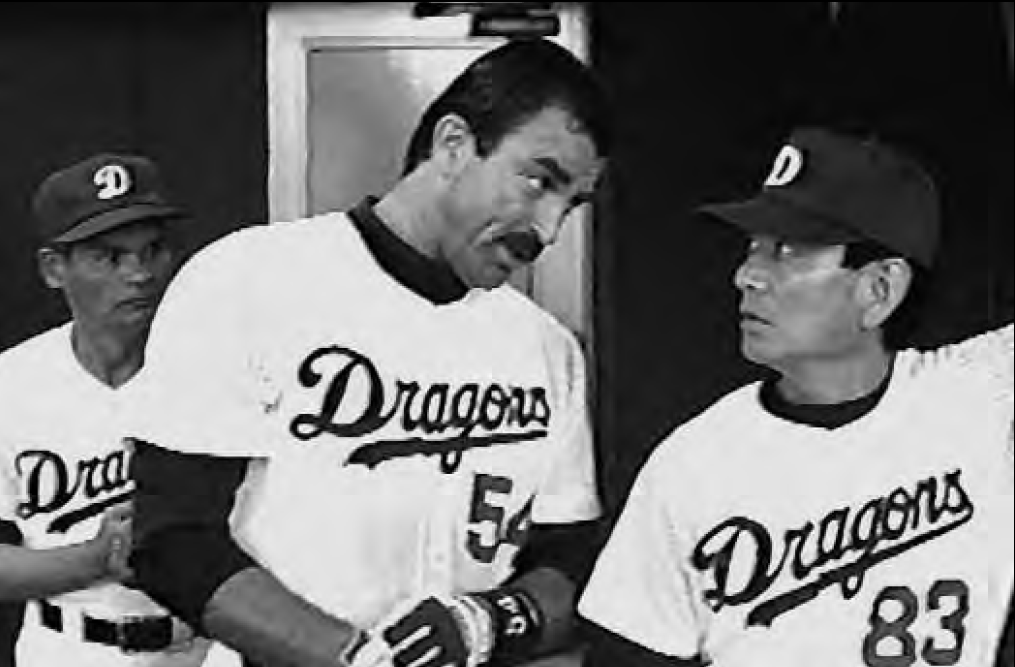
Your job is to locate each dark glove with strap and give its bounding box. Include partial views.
[373,587,544,667]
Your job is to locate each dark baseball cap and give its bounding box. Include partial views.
[698,128,940,268]
[32,153,185,245]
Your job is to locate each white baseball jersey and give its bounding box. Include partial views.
[124,211,600,628]
[580,325,1014,666]
[0,324,211,667]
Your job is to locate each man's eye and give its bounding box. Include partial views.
[524,174,549,194]
[87,248,118,265]
[145,240,170,260]
[774,241,797,259]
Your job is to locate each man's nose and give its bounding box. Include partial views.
[734,258,768,292]
[118,252,155,282]
[532,199,569,247]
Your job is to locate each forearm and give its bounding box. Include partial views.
[203,566,364,667]
[501,519,605,657]
[130,440,365,664]
[0,541,108,601]
[507,566,577,656]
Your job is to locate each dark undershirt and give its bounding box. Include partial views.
[347,197,467,304]
[759,368,892,429]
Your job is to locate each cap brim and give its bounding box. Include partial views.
[698,192,860,246]
[52,203,186,244]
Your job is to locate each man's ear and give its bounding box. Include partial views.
[37,247,67,290]
[857,257,913,330]
[430,113,476,174]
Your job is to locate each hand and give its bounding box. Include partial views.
[371,594,494,667]
[342,630,396,667]
[94,502,134,582]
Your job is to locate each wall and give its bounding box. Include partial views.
[0,1,268,351]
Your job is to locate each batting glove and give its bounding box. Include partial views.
[340,628,397,667]
[373,594,495,667]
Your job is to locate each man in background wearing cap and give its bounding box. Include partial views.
[0,154,212,666]
[579,127,1013,666]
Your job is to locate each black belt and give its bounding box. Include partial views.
[38,600,175,652]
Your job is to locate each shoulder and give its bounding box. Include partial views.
[162,212,358,312]
[182,213,353,279]
[899,323,1013,386]
[0,325,69,383]
[646,382,764,475]
[488,288,589,399]
[484,286,583,354]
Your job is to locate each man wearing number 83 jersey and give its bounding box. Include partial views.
[579,127,1013,666]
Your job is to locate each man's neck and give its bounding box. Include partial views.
[373,167,448,260]
[774,346,895,406]
[71,322,146,389]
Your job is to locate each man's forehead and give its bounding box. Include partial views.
[79,220,170,246]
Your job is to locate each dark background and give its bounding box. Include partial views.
[1,3,1012,664]
[591,1,1013,509]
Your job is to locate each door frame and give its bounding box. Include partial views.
[267,2,595,344]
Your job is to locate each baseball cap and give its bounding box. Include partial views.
[32,153,185,245]
[698,128,940,268]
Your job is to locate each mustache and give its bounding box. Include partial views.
[499,230,545,264]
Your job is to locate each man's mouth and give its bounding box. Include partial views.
[120,295,157,311]
[498,231,544,264]
[740,309,770,327]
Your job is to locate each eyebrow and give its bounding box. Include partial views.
[532,156,598,208]
[533,157,572,188]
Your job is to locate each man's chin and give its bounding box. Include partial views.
[464,264,514,290]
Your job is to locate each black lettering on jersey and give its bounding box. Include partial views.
[14,449,133,533]
[691,469,974,628]
[289,346,551,472]
[348,431,547,474]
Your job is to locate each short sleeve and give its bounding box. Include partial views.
[578,455,704,659]
[531,330,600,525]
[124,233,284,458]
[0,447,17,523]
[0,406,18,522]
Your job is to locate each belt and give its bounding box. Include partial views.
[38,600,176,652]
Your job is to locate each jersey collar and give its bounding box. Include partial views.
[349,197,468,305]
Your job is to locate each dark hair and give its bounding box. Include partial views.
[842,240,931,351]
[402,38,612,174]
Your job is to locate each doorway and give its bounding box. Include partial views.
[267,2,594,345]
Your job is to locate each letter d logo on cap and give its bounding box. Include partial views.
[764,145,803,188]
[94,164,132,200]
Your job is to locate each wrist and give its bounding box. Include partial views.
[451,594,496,665]
[339,626,388,667]
[469,587,545,665]
[82,535,115,580]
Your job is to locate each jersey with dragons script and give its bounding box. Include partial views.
[0,324,209,666]
[125,212,600,628]
[580,325,1014,666]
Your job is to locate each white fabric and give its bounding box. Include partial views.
[581,325,1014,666]
[124,213,600,628]
[0,324,210,666]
